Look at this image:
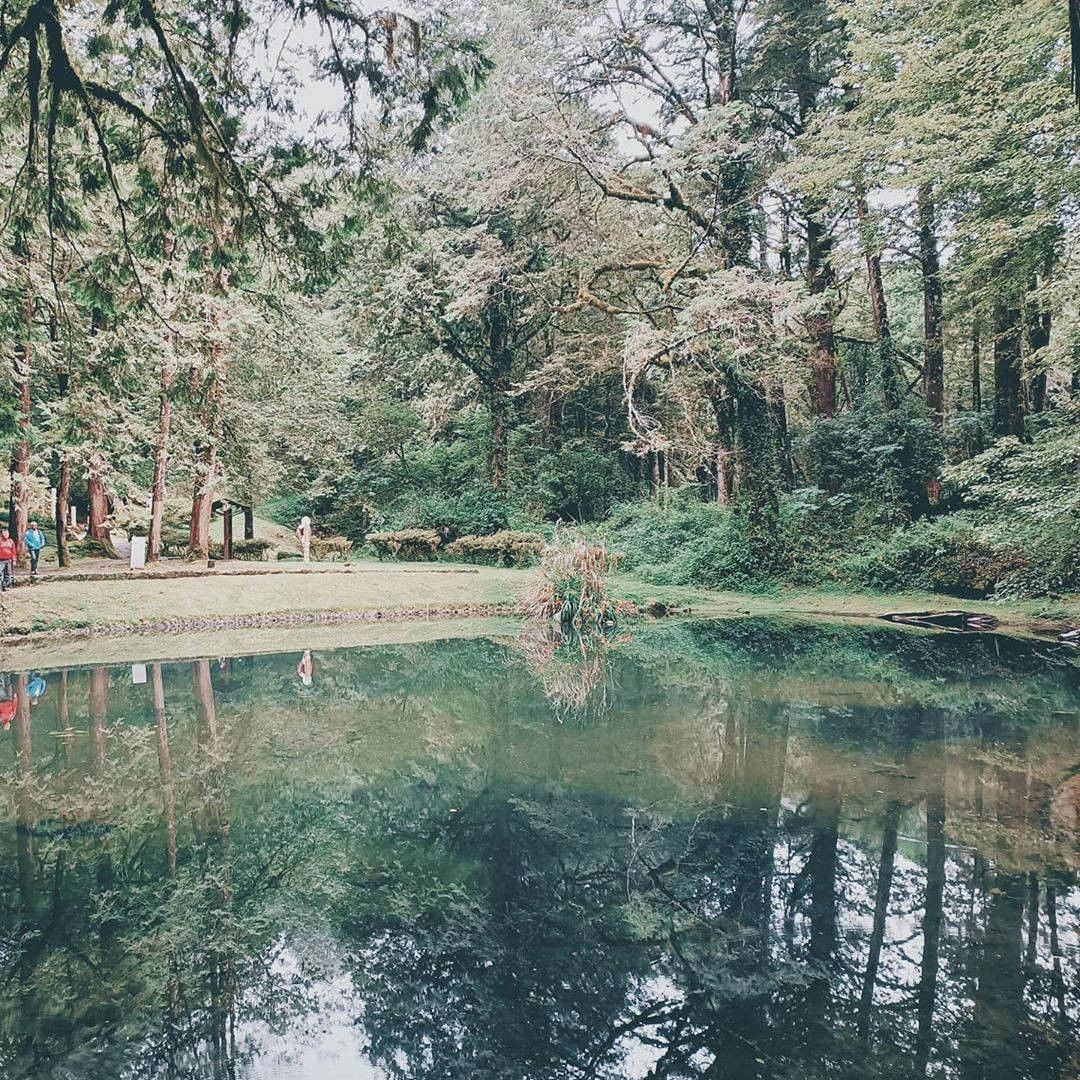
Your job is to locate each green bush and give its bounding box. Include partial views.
[445,530,544,566]
[799,401,942,523]
[777,487,866,585]
[837,518,1026,598]
[941,410,1080,598]
[262,494,312,528]
[326,500,372,542]
[231,539,274,561]
[993,524,1080,599]
[603,501,757,590]
[405,484,510,537]
[534,446,634,522]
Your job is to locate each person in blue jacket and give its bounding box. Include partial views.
[27,672,46,703]
[24,520,46,579]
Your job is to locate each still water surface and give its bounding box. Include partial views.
[1,618,1078,1079]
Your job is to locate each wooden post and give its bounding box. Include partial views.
[243,506,254,541]
[222,504,233,561]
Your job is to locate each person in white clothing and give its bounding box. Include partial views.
[295,516,312,563]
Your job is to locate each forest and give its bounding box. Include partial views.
[1,0,1078,600]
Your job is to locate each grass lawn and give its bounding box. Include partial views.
[0,561,528,637]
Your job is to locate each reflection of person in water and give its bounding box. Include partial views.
[297,651,313,687]
[0,674,15,730]
[27,672,46,704]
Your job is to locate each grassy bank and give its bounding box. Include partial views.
[1,557,1076,665]
[0,562,527,638]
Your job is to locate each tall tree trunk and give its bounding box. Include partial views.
[918,188,945,502]
[149,362,173,562]
[733,376,783,569]
[189,268,229,559]
[972,318,983,413]
[806,205,838,418]
[856,191,901,409]
[649,451,661,502]
[55,358,71,567]
[12,288,33,560]
[487,297,511,491]
[918,187,945,427]
[1027,277,1051,414]
[715,446,732,506]
[769,383,794,488]
[993,299,1025,437]
[709,4,750,262]
[778,204,792,280]
[188,444,216,559]
[713,391,735,505]
[87,452,115,555]
[55,454,70,568]
[86,306,117,556]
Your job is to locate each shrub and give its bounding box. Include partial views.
[993,525,1080,599]
[160,529,191,557]
[941,411,1080,598]
[366,529,442,560]
[799,401,942,522]
[533,446,634,522]
[231,539,274,561]
[777,487,864,585]
[603,501,756,590]
[326,500,373,542]
[312,535,354,561]
[69,536,116,559]
[405,485,511,538]
[446,530,544,566]
[837,518,1027,598]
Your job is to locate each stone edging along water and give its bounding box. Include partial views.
[0,603,520,647]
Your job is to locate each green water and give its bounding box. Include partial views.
[1,618,1078,1080]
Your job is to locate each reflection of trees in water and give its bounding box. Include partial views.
[332,705,1080,1078]
[0,662,339,1080]
[0,622,1077,1078]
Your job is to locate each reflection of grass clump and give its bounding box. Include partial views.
[516,625,613,724]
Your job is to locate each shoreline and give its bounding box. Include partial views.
[0,562,1075,670]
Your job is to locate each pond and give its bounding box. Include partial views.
[1,618,1078,1079]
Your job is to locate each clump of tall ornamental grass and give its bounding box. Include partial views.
[520,528,619,630]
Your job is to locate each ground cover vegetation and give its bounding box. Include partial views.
[1,0,1078,600]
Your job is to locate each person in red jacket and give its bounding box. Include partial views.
[0,692,15,730]
[0,528,16,592]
